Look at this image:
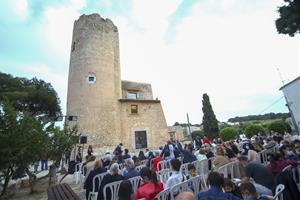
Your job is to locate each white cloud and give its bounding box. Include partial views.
[117,0,299,124]
[25,0,298,125]
[40,0,86,62]
[9,0,29,20]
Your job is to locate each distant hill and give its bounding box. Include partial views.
[228,112,290,123]
[173,122,201,127]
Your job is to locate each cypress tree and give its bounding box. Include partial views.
[202,93,219,139]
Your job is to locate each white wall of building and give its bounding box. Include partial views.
[281,77,300,133]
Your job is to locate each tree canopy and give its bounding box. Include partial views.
[0,72,78,196]
[228,112,290,123]
[202,93,219,139]
[0,72,61,121]
[275,0,300,36]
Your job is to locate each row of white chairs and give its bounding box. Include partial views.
[155,175,207,200]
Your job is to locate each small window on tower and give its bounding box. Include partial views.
[127,91,138,99]
[131,105,138,114]
[87,74,96,84]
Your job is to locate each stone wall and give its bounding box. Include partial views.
[120,101,169,150]
[66,14,121,148]
[66,14,169,150]
[121,80,153,100]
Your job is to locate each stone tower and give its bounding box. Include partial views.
[66,14,121,147]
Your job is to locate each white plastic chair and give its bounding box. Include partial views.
[157,160,166,171]
[170,180,191,200]
[155,188,170,200]
[135,165,146,172]
[157,168,171,184]
[291,164,300,191]
[273,184,285,200]
[88,172,108,200]
[282,165,292,172]
[128,176,142,194]
[140,160,147,166]
[73,163,82,184]
[189,175,208,193]
[180,163,189,176]
[103,180,123,200]
[217,161,236,179]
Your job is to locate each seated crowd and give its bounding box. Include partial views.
[77,132,300,200]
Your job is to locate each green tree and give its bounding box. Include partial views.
[0,100,48,196]
[275,0,300,36]
[244,124,266,139]
[47,126,79,167]
[0,72,61,121]
[220,127,238,141]
[202,93,219,139]
[191,130,205,140]
[268,120,287,134]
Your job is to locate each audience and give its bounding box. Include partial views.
[166,158,185,189]
[266,152,298,176]
[133,167,164,200]
[123,159,139,180]
[76,132,300,200]
[213,146,230,169]
[123,149,131,159]
[198,172,241,200]
[97,163,124,200]
[84,160,107,200]
[176,191,196,200]
[239,182,269,200]
[118,180,133,200]
[238,156,274,196]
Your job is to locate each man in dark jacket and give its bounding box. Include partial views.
[97,163,124,200]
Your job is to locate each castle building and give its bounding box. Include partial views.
[66,14,169,150]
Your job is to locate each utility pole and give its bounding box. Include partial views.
[186,113,192,141]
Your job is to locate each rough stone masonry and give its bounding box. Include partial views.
[66,13,169,151]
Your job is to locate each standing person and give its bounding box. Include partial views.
[114,143,123,155]
[41,152,48,171]
[194,136,202,149]
[87,145,93,157]
[76,149,82,163]
[203,135,211,145]
[134,167,164,200]
[65,150,71,165]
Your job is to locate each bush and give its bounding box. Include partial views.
[268,120,287,134]
[244,124,266,139]
[220,127,238,141]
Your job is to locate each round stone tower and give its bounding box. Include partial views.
[66,14,121,148]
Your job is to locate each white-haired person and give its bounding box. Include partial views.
[97,163,124,200]
[123,159,139,179]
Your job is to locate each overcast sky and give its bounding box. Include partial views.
[0,0,299,125]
